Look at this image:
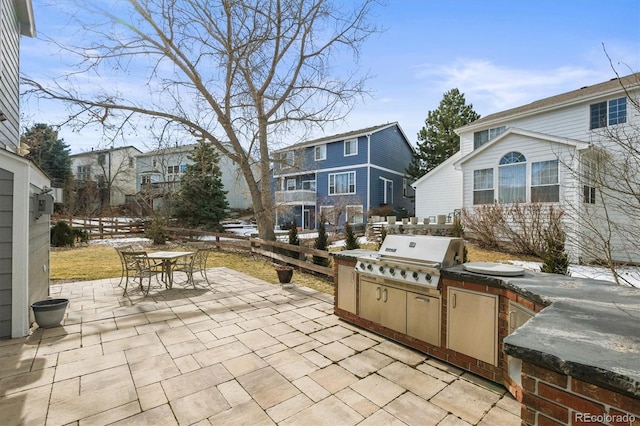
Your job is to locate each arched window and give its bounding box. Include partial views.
[499,151,526,203]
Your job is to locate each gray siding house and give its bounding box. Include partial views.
[1,0,51,339]
[133,143,255,214]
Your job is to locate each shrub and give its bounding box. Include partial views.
[452,215,464,238]
[288,218,300,258]
[377,226,387,250]
[344,222,360,250]
[51,221,75,247]
[463,203,564,256]
[540,222,569,275]
[145,214,169,245]
[313,215,330,266]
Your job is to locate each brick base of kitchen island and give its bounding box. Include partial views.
[335,276,548,402]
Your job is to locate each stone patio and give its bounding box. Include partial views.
[0,267,521,425]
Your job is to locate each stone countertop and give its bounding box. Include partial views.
[331,249,377,262]
[441,266,640,398]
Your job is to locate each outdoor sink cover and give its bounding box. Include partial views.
[463,262,525,277]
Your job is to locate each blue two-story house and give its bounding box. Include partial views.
[272,122,415,230]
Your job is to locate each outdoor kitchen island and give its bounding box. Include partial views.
[333,246,640,425]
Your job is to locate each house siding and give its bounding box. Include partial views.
[413,152,462,220]
[460,90,640,157]
[0,168,13,338]
[28,179,50,313]
[461,134,575,207]
[136,144,254,210]
[0,0,21,152]
[273,123,414,228]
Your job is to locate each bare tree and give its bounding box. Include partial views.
[560,71,640,286]
[22,0,380,240]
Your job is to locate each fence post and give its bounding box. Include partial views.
[99,217,103,239]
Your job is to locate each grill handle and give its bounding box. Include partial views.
[376,287,381,301]
[382,288,388,302]
[415,296,430,303]
[452,293,457,309]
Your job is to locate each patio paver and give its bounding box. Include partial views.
[0,267,521,425]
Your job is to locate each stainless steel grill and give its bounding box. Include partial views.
[356,235,464,288]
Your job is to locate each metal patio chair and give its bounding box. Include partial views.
[172,246,212,287]
[115,245,133,288]
[120,251,164,296]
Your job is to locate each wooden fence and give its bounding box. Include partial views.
[53,216,146,239]
[167,227,334,280]
[55,217,335,280]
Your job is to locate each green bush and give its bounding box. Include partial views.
[540,223,569,275]
[51,221,87,247]
[288,218,300,258]
[145,215,169,245]
[344,222,360,250]
[313,215,330,267]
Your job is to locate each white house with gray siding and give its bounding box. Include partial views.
[70,146,141,209]
[411,151,462,223]
[134,143,255,213]
[1,0,51,339]
[450,73,640,263]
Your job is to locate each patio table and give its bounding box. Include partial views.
[144,251,194,289]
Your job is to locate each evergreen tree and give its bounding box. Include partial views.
[344,222,360,250]
[22,123,73,187]
[288,218,300,258]
[540,224,570,275]
[407,89,480,179]
[313,215,330,266]
[172,141,229,229]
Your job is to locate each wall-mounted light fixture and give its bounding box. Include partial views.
[0,111,7,122]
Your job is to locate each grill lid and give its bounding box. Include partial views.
[377,235,464,268]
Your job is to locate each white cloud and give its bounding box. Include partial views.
[412,59,610,114]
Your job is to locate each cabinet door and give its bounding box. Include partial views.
[359,278,381,324]
[380,285,406,334]
[407,292,440,346]
[508,301,534,334]
[337,264,357,313]
[447,287,498,366]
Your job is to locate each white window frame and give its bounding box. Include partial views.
[329,171,356,195]
[286,178,296,191]
[346,205,364,224]
[283,151,294,166]
[302,180,316,191]
[473,126,506,150]
[473,168,494,205]
[498,152,527,204]
[320,205,336,224]
[531,160,559,203]
[590,97,627,130]
[314,145,326,161]
[344,138,358,156]
[379,177,393,204]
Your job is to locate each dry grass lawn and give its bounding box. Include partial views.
[50,241,538,295]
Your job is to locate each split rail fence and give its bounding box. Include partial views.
[54,217,334,280]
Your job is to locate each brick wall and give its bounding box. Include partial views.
[520,361,639,425]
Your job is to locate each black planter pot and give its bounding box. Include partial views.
[31,298,69,328]
[276,268,293,284]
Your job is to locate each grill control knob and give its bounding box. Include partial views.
[359,263,364,269]
[425,274,432,282]
[400,270,406,277]
[379,266,385,273]
[367,264,373,270]
[412,272,419,280]
[389,268,395,275]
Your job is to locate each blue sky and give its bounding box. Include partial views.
[21,0,640,153]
